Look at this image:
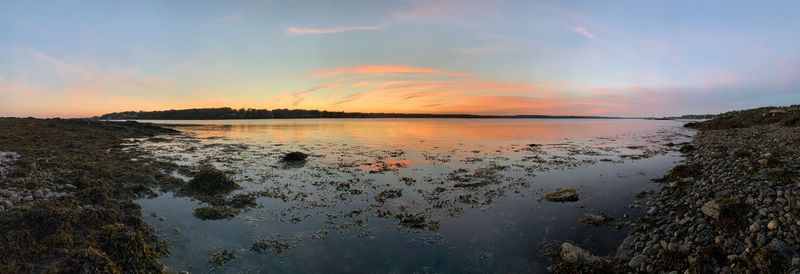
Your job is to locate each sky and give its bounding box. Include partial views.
[1,0,799,118]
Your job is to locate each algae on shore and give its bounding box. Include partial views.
[0,118,178,273]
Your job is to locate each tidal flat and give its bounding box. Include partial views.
[127,119,693,273]
[8,117,758,273]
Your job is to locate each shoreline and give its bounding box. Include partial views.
[0,118,183,273]
[554,106,800,273]
[2,106,798,273]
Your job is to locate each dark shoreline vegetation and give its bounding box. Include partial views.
[0,104,798,272]
[0,118,185,273]
[98,107,622,120]
[553,105,800,273]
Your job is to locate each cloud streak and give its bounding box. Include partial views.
[569,26,604,43]
[286,24,382,35]
[312,65,470,78]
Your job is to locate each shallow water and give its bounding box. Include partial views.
[132,118,693,273]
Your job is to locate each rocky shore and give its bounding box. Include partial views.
[554,105,800,273]
[0,118,181,273]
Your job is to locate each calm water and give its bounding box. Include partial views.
[131,119,692,273]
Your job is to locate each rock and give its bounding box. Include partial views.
[64,184,77,190]
[679,144,696,153]
[183,165,240,195]
[701,200,720,219]
[2,200,12,208]
[769,239,797,262]
[628,254,647,269]
[580,213,609,226]
[544,188,579,202]
[33,190,43,198]
[769,220,779,230]
[282,151,308,162]
[560,242,597,263]
[636,189,654,198]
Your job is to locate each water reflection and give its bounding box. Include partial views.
[133,119,692,273]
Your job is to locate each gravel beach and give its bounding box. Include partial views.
[554,106,800,273]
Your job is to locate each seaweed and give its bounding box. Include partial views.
[375,189,403,203]
[52,247,122,274]
[209,249,236,267]
[544,188,579,202]
[182,165,239,195]
[0,118,178,272]
[193,206,239,220]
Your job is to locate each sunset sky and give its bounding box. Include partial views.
[1,1,799,117]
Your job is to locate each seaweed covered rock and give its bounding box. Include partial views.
[282,151,308,162]
[193,206,238,220]
[544,188,579,202]
[183,165,239,195]
[52,247,122,274]
[753,239,797,272]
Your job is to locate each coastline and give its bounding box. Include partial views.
[554,106,800,273]
[2,105,798,273]
[0,118,182,273]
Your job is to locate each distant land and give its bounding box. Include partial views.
[97,107,626,120]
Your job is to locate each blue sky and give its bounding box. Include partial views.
[1,0,799,117]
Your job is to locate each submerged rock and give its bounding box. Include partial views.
[544,188,579,202]
[183,165,239,195]
[560,242,597,263]
[580,213,611,226]
[282,151,308,162]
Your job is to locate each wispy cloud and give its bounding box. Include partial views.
[456,45,515,54]
[292,84,338,96]
[216,12,244,22]
[26,49,166,93]
[312,65,470,78]
[569,26,604,43]
[286,24,382,35]
[393,0,498,26]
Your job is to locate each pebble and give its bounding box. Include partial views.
[768,220,779,230]
[615,124,800,272]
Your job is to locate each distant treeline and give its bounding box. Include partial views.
[97,107,617,120]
